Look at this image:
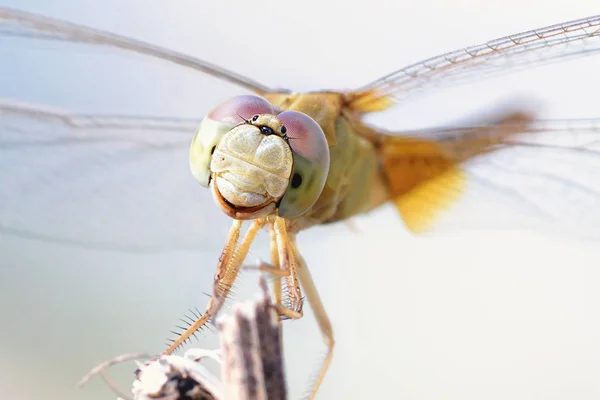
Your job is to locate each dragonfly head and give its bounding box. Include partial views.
[190,95,330,220]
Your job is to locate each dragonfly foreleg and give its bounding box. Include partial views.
[273,217,304,318]
[164,218,265,355]
[289,235,335,400]
[268,217,334,399]
[244,217,304,319]
[248,259,304,320]
[269,223,283,309]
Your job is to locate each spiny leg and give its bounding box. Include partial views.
[214,220,243,296]
[165,219,242,353]
[164,218,265,354]
[252,217,333,398]
[273,217,303,317]
[268,222,283,308]
[248,217,303,319]
[289,235,334,400]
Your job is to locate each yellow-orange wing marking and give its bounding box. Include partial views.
[380,136,466,233]
[379,112,534,233]
[346,88,533,233]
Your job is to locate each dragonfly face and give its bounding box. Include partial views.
[190,94,330,220]
[208,114,293,219]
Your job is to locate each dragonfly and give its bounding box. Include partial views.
[1,7,600,399]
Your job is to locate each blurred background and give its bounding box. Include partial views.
[1,1,600,399]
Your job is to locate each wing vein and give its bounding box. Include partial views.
[0,7,273,94]
[356,15,600,103]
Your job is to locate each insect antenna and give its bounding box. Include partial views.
[235,111,251,124]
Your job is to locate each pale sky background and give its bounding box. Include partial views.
[1,1,600,399]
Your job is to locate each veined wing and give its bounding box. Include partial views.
[350,15,600,108]
[380,116,600,238]
[0,7,272,94]
[0,8,276,252]
[0,100,231,252]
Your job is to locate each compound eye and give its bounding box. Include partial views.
[276,110,330,219]
[190,95,275,187]
[277,111,329,170]
[208,95,274,125]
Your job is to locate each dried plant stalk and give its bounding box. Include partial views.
[80,276,287,400]
[218,278,287,400]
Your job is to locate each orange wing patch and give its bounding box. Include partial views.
[345,89,396,114]
[380,136,466,233]
[380,111,534,233]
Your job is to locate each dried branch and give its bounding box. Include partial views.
[80,275,287,400]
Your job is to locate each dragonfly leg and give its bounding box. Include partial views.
[269,223,283,308]
[247,218,304,317]
[244,220,301,317]
[238,216,333,398]
[289,235,334,400]
[164,218,265,354]
[272,217,333,399]
[246,258,304,320]
[273,217,304,317]
[248,260,290,277]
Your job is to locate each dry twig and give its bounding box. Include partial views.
[80,275,287,400]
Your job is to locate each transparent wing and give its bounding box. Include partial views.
[353,15,600,106]
[383,117,600,239]
[0,7,273,94]
[0,8,273,252]
[0,100,232,252]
